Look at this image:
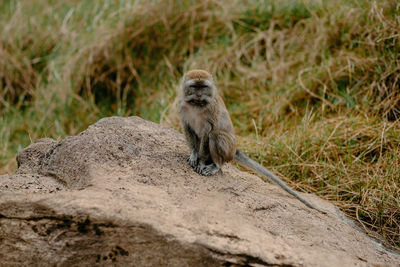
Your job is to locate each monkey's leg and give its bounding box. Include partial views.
[184,124,199,168]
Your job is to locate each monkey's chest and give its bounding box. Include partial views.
[182,106,209,137]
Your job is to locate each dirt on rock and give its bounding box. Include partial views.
[0,116,399,266]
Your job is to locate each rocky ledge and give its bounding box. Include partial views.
[0,116,399,266]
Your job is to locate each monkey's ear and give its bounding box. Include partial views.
[180,74,186,84]
[178,74,186,91]
[209,72,216,83]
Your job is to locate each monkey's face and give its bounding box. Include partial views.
[182,70,215,107]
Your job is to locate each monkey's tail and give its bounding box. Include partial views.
[234,149,326,214]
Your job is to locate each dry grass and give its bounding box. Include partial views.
[0,0,399,249]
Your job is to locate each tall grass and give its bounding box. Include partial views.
[0,0,399,249]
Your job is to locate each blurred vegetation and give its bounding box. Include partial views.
[0,0,399,250]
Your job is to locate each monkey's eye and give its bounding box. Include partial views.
[190,85,207,89]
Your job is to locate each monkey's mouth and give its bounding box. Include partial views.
[188,99,208,107]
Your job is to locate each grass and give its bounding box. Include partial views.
[1,0,399,250]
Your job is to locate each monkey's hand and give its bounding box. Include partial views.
[187,152,199,168]
[195,163,220,176]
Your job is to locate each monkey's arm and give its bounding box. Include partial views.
[196,132,209,167]
[195,134,221,176]
[234,150,327,214]
[183,123,200,167]
[192,123,221,176]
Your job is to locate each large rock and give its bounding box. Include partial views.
[0,116,398,266]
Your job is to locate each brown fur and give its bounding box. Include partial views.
[178,70,235,175]
[185,69,213,81]
[178,70,327,213]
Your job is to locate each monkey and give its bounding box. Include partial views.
[178,69,327,214]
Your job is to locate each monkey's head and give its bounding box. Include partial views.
[181,69,216,107]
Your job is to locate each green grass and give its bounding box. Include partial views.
[1,0,399,249]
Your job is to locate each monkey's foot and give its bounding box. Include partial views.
[187,153,199,168]
[195,163,220,176]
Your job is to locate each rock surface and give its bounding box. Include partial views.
[0,116,399,266]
